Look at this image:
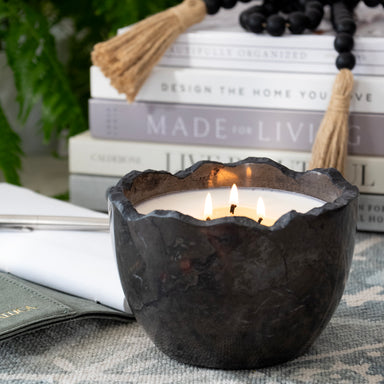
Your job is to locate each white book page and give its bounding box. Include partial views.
[0,183,129,313]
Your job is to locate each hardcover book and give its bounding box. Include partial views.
[69,131,384,195]
[90,65,384,113]
[358,194,384,232]
[0,272,131,342]
[118,2,384,76]
[89,99,384,157]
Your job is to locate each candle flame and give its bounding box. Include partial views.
[257,197,266,221]
[229,184,239,206]
[204,192,213,220]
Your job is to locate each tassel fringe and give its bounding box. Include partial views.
[309,69,354,175]
[92,0,206,102]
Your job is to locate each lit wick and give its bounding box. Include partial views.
[229,184,238,216]
[204,192,213,221]
[257,197,265,225]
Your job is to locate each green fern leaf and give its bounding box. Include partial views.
[3,0,87,140]
[91,0,180,37]
[0,103,22,185]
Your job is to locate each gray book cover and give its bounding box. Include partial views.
[89,99,384,157]
[0,272,131,341]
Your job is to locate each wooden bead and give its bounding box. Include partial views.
[221,0,238,9]
[334,32,354,52]
[245,12,266,33]
[332,2,356,34]
[239,11,249,29]
[288,11,309,34]
[363,0,380,6]
[343,0,361,9]
[332,1,351,19]
[332,10,351,20]
[306,1,324,12]
[239,5,266,30]
[336,52,356,69]
[306,8,323,29]
[335,18,356,34]
[266,14,286,36]
[204,0,221,15]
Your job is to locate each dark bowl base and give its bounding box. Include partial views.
[153,340,309,370]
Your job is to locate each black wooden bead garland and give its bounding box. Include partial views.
[331,1,357,69]
[203,0,383,71]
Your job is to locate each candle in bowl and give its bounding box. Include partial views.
[135,184,326,226]
[108,157,358,370]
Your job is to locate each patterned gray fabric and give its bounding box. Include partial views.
[0,231,383,384]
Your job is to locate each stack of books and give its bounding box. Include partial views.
[69,2,384,232]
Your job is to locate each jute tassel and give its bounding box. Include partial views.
[309,69,354,175]
[91,0,206,102]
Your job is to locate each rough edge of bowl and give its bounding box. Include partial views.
[107,157,359,230]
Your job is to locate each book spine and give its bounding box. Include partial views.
[158,34,384,76]
[358,194,384,232]
[70,174,121,212]
[69,132,384,194]
[69,174,120,211]
[89,99,384,157]
[69,173,384,233]
[90,66,384,113]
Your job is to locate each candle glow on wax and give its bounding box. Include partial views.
[135,187,326,227]
[203,184,275,225]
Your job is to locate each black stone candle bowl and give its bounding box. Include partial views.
[108,158,358,369]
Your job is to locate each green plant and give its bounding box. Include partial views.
[0,0,178,184]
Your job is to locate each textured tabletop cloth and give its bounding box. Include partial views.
[0,231,383,384]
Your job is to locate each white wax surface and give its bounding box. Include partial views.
[135,188,326,222]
